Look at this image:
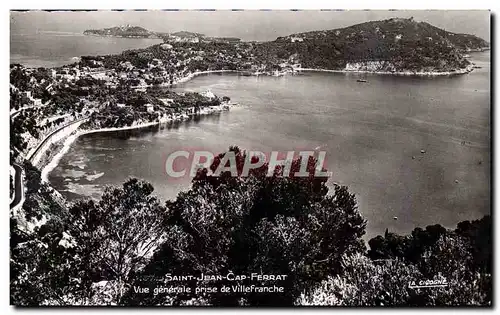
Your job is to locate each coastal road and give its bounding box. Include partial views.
[10,102,50,119]
[26,116,89,162]
[10,116,88,210]
[10,163,24,210]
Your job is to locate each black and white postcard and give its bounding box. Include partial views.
[9,9,491,307]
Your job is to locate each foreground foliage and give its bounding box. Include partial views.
[10,148,491,306]
[300,216,491,306]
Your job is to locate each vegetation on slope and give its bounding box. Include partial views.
[84,25,153,38]
[272,17,488,71]
[10,148,492,306]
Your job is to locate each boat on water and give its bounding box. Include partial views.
[357,79,368,83]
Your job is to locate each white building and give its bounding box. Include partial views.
[145,104,154,113]
[290,37,304,43]
[201,89,215,99]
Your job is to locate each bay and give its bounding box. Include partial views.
[48,52,490,239]
[10,32,163,68]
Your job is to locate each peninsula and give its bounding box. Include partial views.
[84,18,489,74]
[83,25,159,38]
[10,17,489,204]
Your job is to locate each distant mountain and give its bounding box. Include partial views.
[84,25,158,38]
[170,31,205,38]
[84,26,242,44]
[83,18,489,74]
[83,27,208,40]
[269,17,489,72]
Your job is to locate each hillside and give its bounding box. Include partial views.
[270,17,489,73]
[83,27,209,41]
[85,18,489,74]
[170,31,205,38]
[84,25,157,38]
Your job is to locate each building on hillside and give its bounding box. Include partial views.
[145,104,154,113]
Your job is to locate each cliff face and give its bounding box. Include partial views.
[272,18,489,72]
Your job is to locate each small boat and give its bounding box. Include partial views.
[356,79,368,83]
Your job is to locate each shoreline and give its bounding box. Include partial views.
[172,70,238,85]
[179,66,474,79]
[36,67,239,182]
[34,60,477,183]
[171,66,475,82]
[295,64,474,76]
[40,103,236,182]
[13,60,476,78]
[83,33,161,39]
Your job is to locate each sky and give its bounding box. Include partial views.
[11,10,491,42]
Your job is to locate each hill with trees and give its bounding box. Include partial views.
[82,18,488,74]
[84,25,157,38]
[269,17,489,72]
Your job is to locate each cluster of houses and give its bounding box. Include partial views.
[289,36,304,43]
[12,36,302,128]
[11,86,44,107]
